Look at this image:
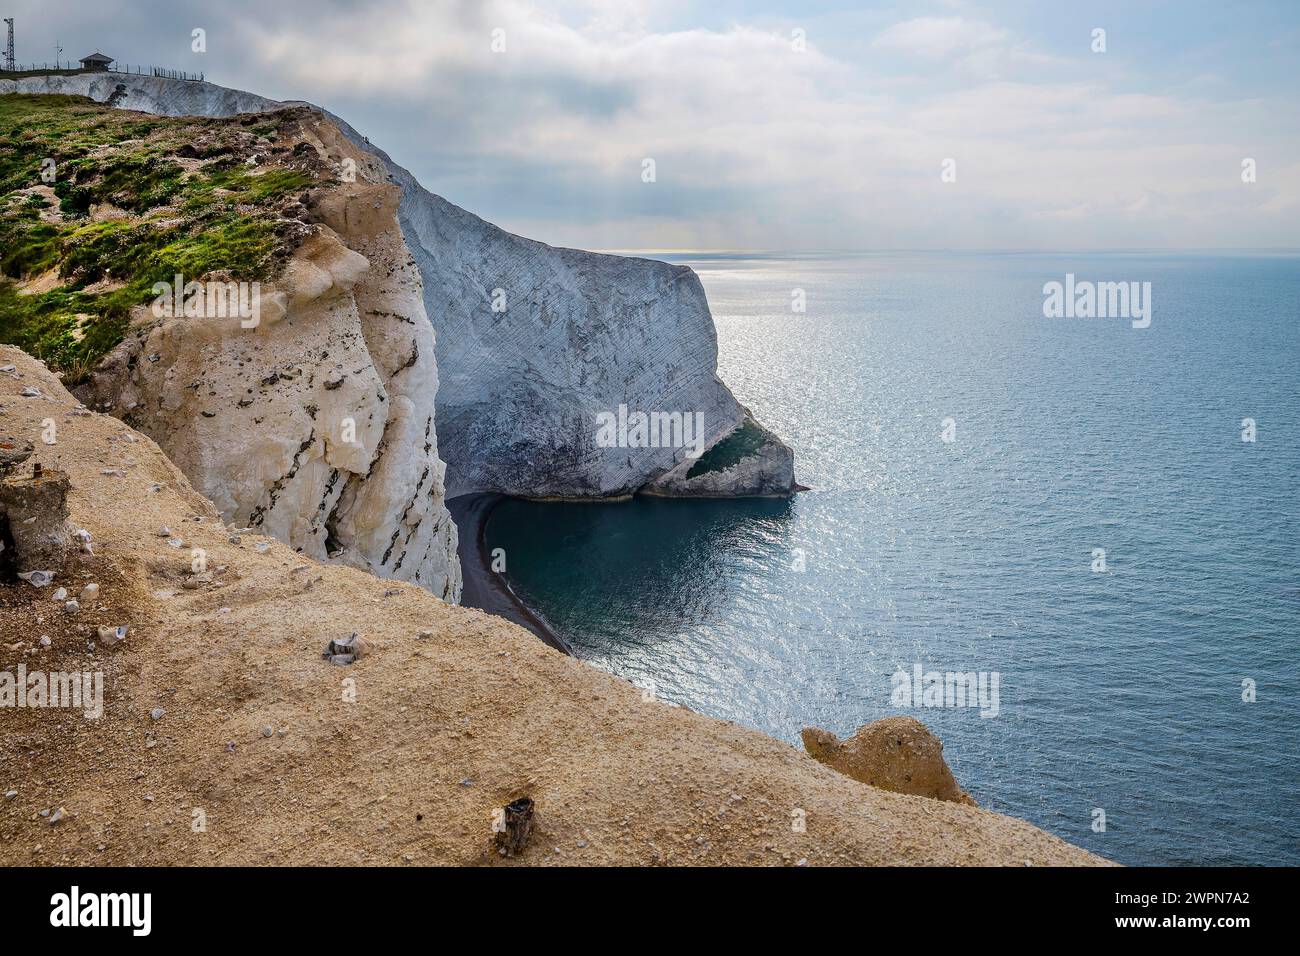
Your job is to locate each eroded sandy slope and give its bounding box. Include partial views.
[0,347,1107,866]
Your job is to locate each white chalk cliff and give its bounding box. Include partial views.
[4,72,796,599]
[72,114,461,600]
[324,113,792,498]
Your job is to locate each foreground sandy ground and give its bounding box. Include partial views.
[0,346,1109,866]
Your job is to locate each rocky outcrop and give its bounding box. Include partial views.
[0,347,1107,866]
[3,72,797,501]
[801,717,977,805]
[0,464,72,576]
[643,414,796,498]
[72,112,460,600]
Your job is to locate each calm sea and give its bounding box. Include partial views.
[485,252,1300,866]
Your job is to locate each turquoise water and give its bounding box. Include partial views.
[485,253,1300,866]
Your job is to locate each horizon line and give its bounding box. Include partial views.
[595,247,1300,257]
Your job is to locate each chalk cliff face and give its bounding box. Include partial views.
[62,106,460,600]
[1,72,282,117]
[4,72,797,501]
[330,128,760,498]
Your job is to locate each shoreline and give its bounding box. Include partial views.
[447,493,577,656]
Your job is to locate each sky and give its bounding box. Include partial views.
[9,0,1300,251]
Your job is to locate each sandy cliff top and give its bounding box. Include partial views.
[0,347,1108,866]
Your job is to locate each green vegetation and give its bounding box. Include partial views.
[0,68,92,80]
[0,94,317,381]
[182,166,312,210]
[54,152,188,216]
[686,418,770,479]
[0,94,168,193]
[0,280,135,381]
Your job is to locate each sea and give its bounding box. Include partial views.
[484,252,1300,866]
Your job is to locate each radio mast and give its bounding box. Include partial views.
[3,19,14,73]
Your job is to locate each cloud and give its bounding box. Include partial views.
[871,16,1008,59]
[14,0,1300,249]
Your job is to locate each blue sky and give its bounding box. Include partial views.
[11,0,1300,250]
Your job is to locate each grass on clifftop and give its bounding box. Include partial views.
[686,418,770,479]
[0,94,319,381]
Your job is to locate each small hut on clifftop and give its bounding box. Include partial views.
[78,52,113,71]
